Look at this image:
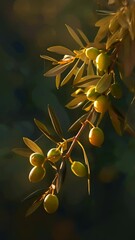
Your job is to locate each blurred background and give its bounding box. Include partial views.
[1,0,135,239]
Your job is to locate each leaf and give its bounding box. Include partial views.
[60,59,79,86]
[77,141,91,195]
[48,105,63,138]
[26,197,44,217]
[68,113,88,132]
[34,119,58,143]
[22,189,45,202]
[56,161,66,193]
[55,74,61,89]
[77,28,90,45]
[47,46,74,56]
[87,60,94,75]
[108,105,124,136]
[66,95,86,109]
[95,72,112,93]
[65,24,84,48]
[23,137,43,154]
[95,15,113,27]
[44,62,71,77]
[74,75,100,87]
[73,62,86,84]
[12,148,32,157]
[40,55,57,63]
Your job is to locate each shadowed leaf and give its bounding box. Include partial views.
[34,119,58,143]
[23,137,43,154]
[12,148,32,157]
[26,197,44,217]
[48,105,63,138]
[55,74,61,89]
[40,55,57,63]
[22,189,46,202]
[56,161,66,193]
[68,113,88,132]
[47,46,74,56]
[109,105,124,136]
[73,62,86,84]
[66,95,86,109]
[65,24,84,48]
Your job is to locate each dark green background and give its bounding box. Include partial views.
[1,0,135,239]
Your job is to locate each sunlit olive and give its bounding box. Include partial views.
[29,166,46,183]
[43,194,59,214]
[29,152,45,166]
[96,52,111,71]
[94,95,108,113]
[89,127,104,147]
[86,86,99,101]
[85,47,100,60]
[71,161,87,177]
[47,148,61,163]
[111,83,122,99]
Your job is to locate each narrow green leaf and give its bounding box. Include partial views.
[87,60,94,75]
[95,15,113,27]
[12,148,32,157]
[26,197,44,217]
[23,137,43,154]
[48,105,63,138]
[77,141,91,195]
[73,62,86,84]
[56,161,66,193]
[55,74,61,89]
[68,113,88,132]
[40,55,57,63]
[47,46,74,56]
[65,24,84,48]
[34,119,58,143]
[109,105,124,136]
[44,62,71,77]
[77,28,90,45]
[60,59,79,86]
[95,72,112,93]
[66,95,86,109]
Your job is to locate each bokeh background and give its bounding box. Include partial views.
[1,0,135,239]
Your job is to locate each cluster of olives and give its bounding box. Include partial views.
[29,148,61,183]
[85,47,111,72]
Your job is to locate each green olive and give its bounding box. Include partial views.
[96,52,111,71]
[43,194,59,214]
[85,47,100,60]
[29,152,45,166]
[47,148,61,163]
[71,161,87,177]
[89,127,104,147]
[94,95,108,113]
[29,166,46,183]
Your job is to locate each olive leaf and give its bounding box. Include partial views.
[68,113,88,132]
[23,137,43,154]
[108,105,124,136]
[65,24,84,48]
[40,55,58,63]
[25,196,44,217]
[95,72,112,93]
[77,141,91,195]
[47,46,74,56]
[48,105,63,138]
[44,62,71,77]
[12,148,32,157]
[66,95,86,109]
[34,118,58,143]
[77,28,90,45]
[55,74,61,89]
[56,161,66,193]
[60,59,80,87]
[73,62,86,84]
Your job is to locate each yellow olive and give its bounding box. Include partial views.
[85,47,100,60]
[43,194,59,214]
[94,95,108,113]
[71,161,87,177]
[29,166,46,183]
[47,148,61,163]
[86,86,99,101]
[96,52,111,71]
[111,83,122,99]
[89,127,104,147]
[29,152,45,166]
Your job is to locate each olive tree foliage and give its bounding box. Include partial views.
[14,0,135,215]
